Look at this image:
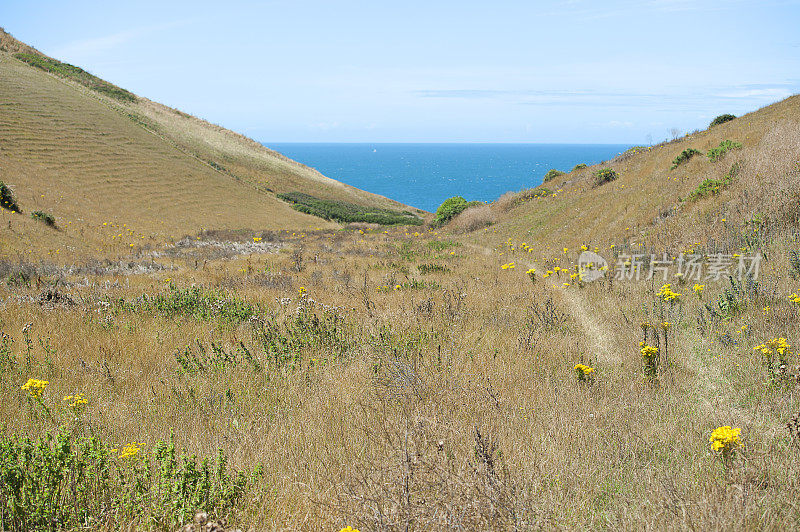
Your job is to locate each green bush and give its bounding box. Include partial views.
[689,163,739,201]
[277,192,422,226]
[543,169,564,182]
[706,140,742,162]
[594,168,618,185]
[418,263,451,275]
[14,52,136,102]
[30,210,55,227]
[434,196,469,225]
[671,148,703,169]
[113,285,256,324]
[572,163,587,171]
[709,114,736,128]
[0,181,20,213]
[0,431,257,530]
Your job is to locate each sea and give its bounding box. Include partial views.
[265,143,631,213]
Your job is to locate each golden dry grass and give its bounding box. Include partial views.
[2,26,800,530]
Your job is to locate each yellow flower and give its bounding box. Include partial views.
[119,442,144,460]
[709,426,741,453]
[640,344,659,359]
[21,378,48,399]
[574,363,595,382]
[657,283,681,302]
[253,237,262,242]
[693,284,705,296]
[63,393,88,412]
[340,527,361,532]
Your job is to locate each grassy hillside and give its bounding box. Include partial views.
[2,27,800,532]
[0,28,423,262]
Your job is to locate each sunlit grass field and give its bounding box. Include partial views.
[1,25,800,531]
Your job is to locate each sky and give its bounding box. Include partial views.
[2,0,799,143]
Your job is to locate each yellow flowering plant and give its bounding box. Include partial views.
[119,442,145,460]
[63,393,88,415]
[710,426,741,467]
[640,343,659,377]
[657,283,682,303]
[574,363,596,383]
[21,378,48,399]
[693,284,705,297]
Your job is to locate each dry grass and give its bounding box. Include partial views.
[2,25,800,529]
[449,204,496,233]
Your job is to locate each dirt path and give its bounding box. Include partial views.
[466,241,617,364]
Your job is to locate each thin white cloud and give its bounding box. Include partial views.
[50,19,191,60]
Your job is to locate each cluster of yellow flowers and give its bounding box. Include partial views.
[119,442,145,460]
[526,268,536,281]
[754,338,792,359]
[21,378,48,399]
[339,527,360,532]
[709,426,741,453]
[640,343,659,359]
[693,283,705,296]
[657,283,682,302]
[253,236,262,243]
[63,393,88,412]
[790,292,800,305]
[574,363,595,382]
[501,262,516,270]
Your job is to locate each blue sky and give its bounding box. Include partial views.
[2,0,799,143]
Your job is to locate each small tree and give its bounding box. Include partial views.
[709,114,735,128]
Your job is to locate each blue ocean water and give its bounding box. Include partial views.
[266,143,630,212]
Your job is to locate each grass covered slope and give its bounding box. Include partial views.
[0,27,422,262]
[0,54,333,260]
[479,94,800,251]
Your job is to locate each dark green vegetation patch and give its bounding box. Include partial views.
[543,169,564,182]
[278,192,423,226]
[709,114,736,128]
[14,52,137,102]
[433,196,483,225]
[30,210,56,227]
[707,140,743,163]
[671,148,703,169]
[594,167,618,185]
[0,181,20,213]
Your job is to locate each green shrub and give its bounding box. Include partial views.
[0,181,20,212]
[427,239,461,251]
[113,285,256,324]
[14,52,136,102]
[572,163,587,171]
[30,210,55,227]
[277,192,422,226]
[0,430,258,530]
[434,196,469,225]
[709,114,736,128]
[706,140,742,162]
[418,263,451,275]
[671,148,703,169]
[594,168,618,185]
[543,169,564,182]
[689,163,739,201]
